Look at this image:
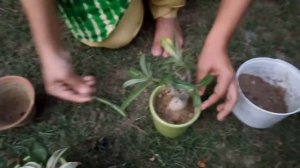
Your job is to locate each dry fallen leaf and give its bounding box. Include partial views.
[198,160,206,168]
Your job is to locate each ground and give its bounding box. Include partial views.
[0,0,300,167]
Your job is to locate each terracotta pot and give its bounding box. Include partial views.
[0,76,35,131]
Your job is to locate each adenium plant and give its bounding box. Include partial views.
[121,37,214,112]
[94,37,214,116]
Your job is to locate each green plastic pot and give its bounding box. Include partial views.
[149,85,201,138]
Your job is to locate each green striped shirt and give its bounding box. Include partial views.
[58,0,131,42]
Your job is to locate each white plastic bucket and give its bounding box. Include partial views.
[233,57,300,128]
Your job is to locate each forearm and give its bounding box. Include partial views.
[20,0,66,63]
[205,0,252,48]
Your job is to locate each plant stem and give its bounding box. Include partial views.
[94,97,127,117]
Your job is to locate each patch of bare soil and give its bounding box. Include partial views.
[99,66,128,96]
[155,88,194,124]
[238,74,287,113]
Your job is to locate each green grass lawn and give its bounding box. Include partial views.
[0,0,300,167]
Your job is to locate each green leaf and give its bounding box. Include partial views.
[120,81,152,110]
[59,162,80,168]
[196,75,215,88]
[128,68,144,78]
[14,164,21,168]
[29,142,49,164]
[94,97,126,117]
[163,58,176,65]
[21,162,42,168]
[193,90,202,108]
[123,78,148,88]
[159,74,173,85]
[139,55,149,76]
[172,79,194,92]
[46,148,68,168]
[161,38,177,58]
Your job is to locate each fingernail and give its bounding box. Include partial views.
[152,48,161,56]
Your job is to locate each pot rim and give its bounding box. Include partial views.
[149,85,201,128]
[0,75,35,131]
[236,57,300,116]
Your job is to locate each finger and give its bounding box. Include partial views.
[217,81,238,121]
[82,76,96,86]
[151,38,163,57]
[217,104,225,112]
[201,74,232,110]
[198,87,206,96]
[66,75,94,96]
[82,76,96,94]
[162,50,169,58]
[56,90,93,103]
[48,83,93,103]
[176,35,184,49]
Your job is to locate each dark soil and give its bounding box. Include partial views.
[0,83,31,126]
[238,74,288,113]
[154,87,194,124]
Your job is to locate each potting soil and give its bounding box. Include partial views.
[238,74,287,113]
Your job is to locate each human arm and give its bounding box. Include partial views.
[20,0,95,103]
[197,0,252,121]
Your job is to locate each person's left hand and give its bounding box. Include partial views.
[196,42,238,121]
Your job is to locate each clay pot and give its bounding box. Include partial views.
[0,76,35,131]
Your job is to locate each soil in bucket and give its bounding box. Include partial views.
[0,84,31,127]
[154,87,194,124]
[238,74,288,113]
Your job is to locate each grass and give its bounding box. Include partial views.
[0,0,300,167]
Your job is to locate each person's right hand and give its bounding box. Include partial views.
[196,43,238,121]
[41,52,95,103]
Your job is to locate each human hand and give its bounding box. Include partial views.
[41,52,95,103]
[196,43,238,121]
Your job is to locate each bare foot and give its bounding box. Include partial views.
[151,17,183,57]
[41,52,95,103]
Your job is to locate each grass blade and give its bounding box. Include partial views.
[94,97,127,117]
[120,81,152,110]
